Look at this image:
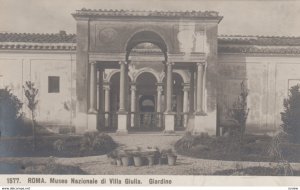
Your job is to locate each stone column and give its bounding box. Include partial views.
[119,61,127,113]
[165,62,174,113]
[183,84,190,128]
[130,83,136,128]
[193,61,206,134]
[189,69,195,113]
[196,62,204,114]
[87,62,98,132]
[88,62,98,113]
[156,84,163,128]
[117,61,128,134]
[103,82,110,127]
[164,62,175,133]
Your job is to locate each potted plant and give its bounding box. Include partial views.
[116,157,122,166]
[133,152,143,167]
[166,149,177,166]
[146,153,155,166]
[159,149,169,165]
[120,152,133,167]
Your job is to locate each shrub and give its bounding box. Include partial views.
[281,84,300,143]
[23,81,39,150]
[0,87,23,136]
[80,132,117,154]
[53,139,65,152]
[59,127,75,134]
[228,81,250,137]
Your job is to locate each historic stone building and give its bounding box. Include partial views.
[1,9,300,135]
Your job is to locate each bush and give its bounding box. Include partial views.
[281,84,300,143]
[175,132,211,151]
[59,127,75,134]
[228,81,249,137]
[0,87,23,136]
[80,132,117,154]
[53,139,65,152]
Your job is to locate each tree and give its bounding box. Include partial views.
[23,81,39,150]
[281,84,300,143]
[0,87,23,136]
[228,81,250,138]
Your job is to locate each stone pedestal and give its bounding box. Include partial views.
[87,114,98,132]
[117,112,128,134]
[193,110,216,135]
[164,113,175,133]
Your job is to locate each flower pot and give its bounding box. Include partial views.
[147,156,155,166]
[159,157,168,165]
[133,156,143,167]
[116,159,122,166]
[167,155,177,166]
[121,156,132,167]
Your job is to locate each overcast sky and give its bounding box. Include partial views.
[0,0,299,36]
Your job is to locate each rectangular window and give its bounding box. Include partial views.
[48,76,60,93]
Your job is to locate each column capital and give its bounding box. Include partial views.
[165,62,175,66]
[130,85,137,91]
[183,85,190,92]
[90,61,97,65]
[118,61,128,65]
[157,85,163,92]
[103,84,110,91]
[196,61,206,67]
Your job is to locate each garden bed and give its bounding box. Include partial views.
[0,158,86,174]
[175,133,300,163]
[0,132,117,157]
[213,166,300,176]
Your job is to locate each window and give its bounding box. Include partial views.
[48,76,60,93]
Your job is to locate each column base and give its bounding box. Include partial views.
[117,112,128,134]
[183,114,188,128]
[88,108,98,114]
[164,112,175,132]
[87,114,98,132]
[104,113,109,128]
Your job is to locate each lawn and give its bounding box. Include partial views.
[0,132,117,157]
[174,132,300,163]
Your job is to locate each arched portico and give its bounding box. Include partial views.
[73,9,222,135]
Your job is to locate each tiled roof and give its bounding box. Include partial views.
[1,31,300,54]
[0,31,76,43]
[0,31,76,51]
[218,35,300,54]
[218,35,300,46]
[72,9,222,20]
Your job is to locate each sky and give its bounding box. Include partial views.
[0,0,300,36]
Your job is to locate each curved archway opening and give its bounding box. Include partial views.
[172,73,184,113]
[133,72,162,131]
[126,30,167,61]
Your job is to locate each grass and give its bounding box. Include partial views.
[0,158,86,174]
[174,132,300,163]
[213,166,300,176]
[0,132,117,157]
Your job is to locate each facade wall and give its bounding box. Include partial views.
[0,51,76,132]
[218,54,300,134]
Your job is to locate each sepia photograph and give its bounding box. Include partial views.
[0,0,300,185]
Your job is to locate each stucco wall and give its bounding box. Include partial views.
[218,54,300,134]
[0,51,76,132]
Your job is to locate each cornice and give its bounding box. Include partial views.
[72,9,223,22]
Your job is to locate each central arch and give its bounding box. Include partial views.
[125,30,168,61]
